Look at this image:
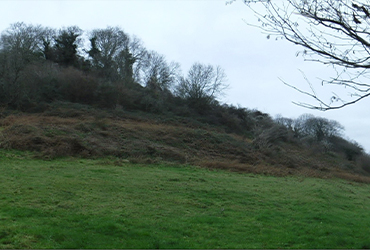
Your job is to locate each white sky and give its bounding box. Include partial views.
[1,0,369,152]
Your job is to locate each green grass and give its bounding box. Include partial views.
[0,149,369,249]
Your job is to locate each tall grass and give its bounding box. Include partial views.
[0,149,369,248]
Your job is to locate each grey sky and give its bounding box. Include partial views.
[1,0,369,152]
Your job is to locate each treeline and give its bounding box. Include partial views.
[0,22,369,173]
[274,114,364,161]
[0,22,227,112]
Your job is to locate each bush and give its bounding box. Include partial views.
[117,85,144,111]
[253,124,290,150]
[58,67,99,104]
[95,82,119,109]
[357,154,370,173]
[328,136,363,161]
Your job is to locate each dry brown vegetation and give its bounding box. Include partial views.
[1,103,369,184]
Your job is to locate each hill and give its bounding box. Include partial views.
[0,22,370,183]
[1,102,370,183]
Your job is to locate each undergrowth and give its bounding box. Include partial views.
[1,105,369,183]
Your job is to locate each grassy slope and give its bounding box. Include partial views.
[1,105,369,183]
[1,150,369,249]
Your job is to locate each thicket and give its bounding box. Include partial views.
[0,22,369,174]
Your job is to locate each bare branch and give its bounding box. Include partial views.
[235,0,370,110]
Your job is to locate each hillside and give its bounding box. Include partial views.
[1,102,369,183]
[1,150,370,248]
[0,22,370,183]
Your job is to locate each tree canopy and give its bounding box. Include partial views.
[0,22,228,111]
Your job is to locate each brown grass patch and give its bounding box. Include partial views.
[0,110,369,183]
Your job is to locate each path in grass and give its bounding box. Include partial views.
[0,150,369,249]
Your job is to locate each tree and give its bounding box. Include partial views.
[40,27,56,61]
[275,115,294,130]
[0,22,46,58]
[230,0,370,110]
[54,26,83,67]
[0,22,48,107]
[175,63,228,108]
[276,113,344,141]
[140,50,181,91]
[292,114,344,141]
[116,35,146,84]
[0,22,47,78]
[88,27,146,83]
[304,115,344,141]
[88,26,129,79]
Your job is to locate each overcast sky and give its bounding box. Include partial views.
[1,0,370,152]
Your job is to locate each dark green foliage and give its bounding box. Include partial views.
[57,67,98,104]
[357,154,370,173]
[42,39,53,61]
[53,26,82,67]
[329,136,364,161]
[119,47,136,82]
[87,37,100,61]
[95,83,119,109]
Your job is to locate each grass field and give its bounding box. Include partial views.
[0,149,370,249]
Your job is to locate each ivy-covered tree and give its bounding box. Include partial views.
[88,27,146,83]
[116,35,146,84]
[88,27,128,79]
[54,26,82,67]
[40,27,56,61]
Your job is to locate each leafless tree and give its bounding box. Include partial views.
[276,113,344,140]
[140,50,181,91]
[275,115,294,130]
[0,22,49,106]
[291,113,345,141]
[229,0,370,110]
[175,63,228,106]
[1,22,46,55]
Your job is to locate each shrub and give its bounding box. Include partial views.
[95,82,119,109]
[252,124,290,150]
[117,86,144,110]
[58,67,98,104]
[328,136,363,161]
[357,154,370,173]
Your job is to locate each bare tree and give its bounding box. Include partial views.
[276,113,344,140]
[1,22,45,56]
[229,0,370,110]
[0,22,49,107]
[175,63,228,107]
[140,50,181,91]
[275,114,294,130]
[290,114,344,141]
